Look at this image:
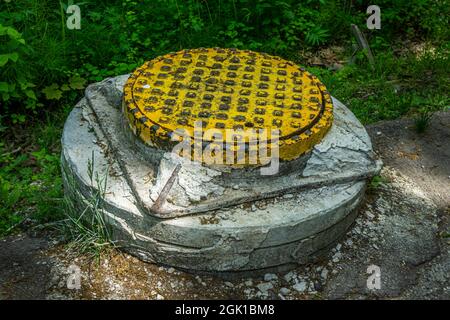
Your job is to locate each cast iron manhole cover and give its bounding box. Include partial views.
[123,48,333,162]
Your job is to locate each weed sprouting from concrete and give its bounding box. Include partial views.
[60,152,115,259]
[368,175,388,192]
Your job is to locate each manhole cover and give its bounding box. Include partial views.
[123,48,333,163]
[62,54,381,272]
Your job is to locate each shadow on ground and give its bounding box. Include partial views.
[1,111,449,300]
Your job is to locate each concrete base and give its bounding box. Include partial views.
[61,75,381,273]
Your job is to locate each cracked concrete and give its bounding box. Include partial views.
[1,111,448,300]
[58,75,380,272]
[81,76,381,218]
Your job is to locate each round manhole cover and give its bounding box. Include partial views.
[123,48,333,163]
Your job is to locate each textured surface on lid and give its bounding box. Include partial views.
[123,48,333,162]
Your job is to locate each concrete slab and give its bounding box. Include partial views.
[61,75,381,272]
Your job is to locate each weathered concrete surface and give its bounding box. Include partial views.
[1,111,448,299]
[61,105,366,271]
[60,75,379,272]
[81,76,380,218]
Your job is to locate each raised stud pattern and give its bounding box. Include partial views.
[123,48,333,162]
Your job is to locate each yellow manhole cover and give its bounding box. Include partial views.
[123,48,333,164]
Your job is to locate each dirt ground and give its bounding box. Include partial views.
[1,111,449,300]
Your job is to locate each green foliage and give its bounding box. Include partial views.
[414,107,434,133]
[1,0,448,123]
[41,76,86,100]
[0,24,36,123]
[61,155,114,258]
[0,114,65,236]
[305,25,330,46]
[369,175,388,191]
[311,45,449,124]
[363,0,450,41]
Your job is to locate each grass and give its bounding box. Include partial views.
[368,175,389,192]
[307,44,449,124]
[60,154,115,258]
[0,110,115,253]
[414,108,434,133]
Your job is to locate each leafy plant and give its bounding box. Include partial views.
[0,24,36,121]
[305,25,330,46]
[41,76,86,100]
[369,175,388,191]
